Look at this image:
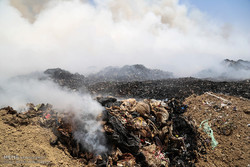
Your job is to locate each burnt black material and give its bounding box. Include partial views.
[88,78,250,100]
[105,111,140,155]
[96,97,118,107]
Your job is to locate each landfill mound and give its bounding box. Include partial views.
[88,78,250,100]
[86,64,173,83]
[44,64,173,88]
[44,68,250,100]
[196,59,250,80]
[1,93,249,166]
[222,59,250,70]
[44,68,86,90]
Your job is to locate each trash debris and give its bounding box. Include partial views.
[45,113,51,119]
[34,104,42,111]
[205,92,231,104]
[101,97,205,166]
[199,120,218,149]
[2,106,17,115]
[12,96,203,166]
[1,91,249,166]
[87,77,250,100]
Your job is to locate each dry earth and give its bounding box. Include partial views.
[0,109,82,167]
[184,93,250,167]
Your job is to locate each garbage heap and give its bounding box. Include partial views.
[48,97,207,167]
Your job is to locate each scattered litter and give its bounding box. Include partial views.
[200,120,218,149]
[205,92,231,104]
[45,113,51,119]
[34,104,42,111]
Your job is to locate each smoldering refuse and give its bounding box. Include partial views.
[0,73,107,153]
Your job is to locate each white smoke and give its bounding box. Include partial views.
[0,0,249,77]
[0,73,107,153]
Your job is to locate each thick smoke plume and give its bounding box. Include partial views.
[0,0,249,77]
[0,73,107,153]
[195,59,250,80]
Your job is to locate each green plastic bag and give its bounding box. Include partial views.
[200,120,218,149]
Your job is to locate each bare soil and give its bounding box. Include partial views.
[184,93,250,167]
[0,109,82,167]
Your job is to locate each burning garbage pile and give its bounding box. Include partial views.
[2,96,207,166]
[99,97,206,166]
[1,91,249,166]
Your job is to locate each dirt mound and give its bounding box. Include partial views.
[0,107,82,167]
[184,92,250,167]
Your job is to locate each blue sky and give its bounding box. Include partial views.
[179,0,250,30]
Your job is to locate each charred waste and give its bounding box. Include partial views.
[44,66,250,100]
[1,97,207,167]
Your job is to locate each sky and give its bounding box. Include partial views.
[180,0,250,31]
[0,0,249,78]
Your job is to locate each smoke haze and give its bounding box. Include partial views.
[0,0,249,77]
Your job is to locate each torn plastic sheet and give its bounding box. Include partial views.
[200,119,218,149]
